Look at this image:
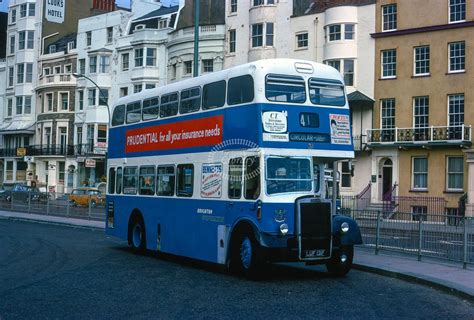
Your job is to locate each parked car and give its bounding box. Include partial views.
[0,183,49,203]
[68,187,105,207]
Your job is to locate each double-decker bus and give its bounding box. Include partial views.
[106,59,362,277]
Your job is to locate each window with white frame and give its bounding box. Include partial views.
[28,3,35,16]
[412,206,427,221]
[49,45,57,54]
[448,94,464,139]
[78,90,84,110]
[412,157,428,190]
[202,59,213,73]
[8,67,14,87]
[7,99,13,117]
[10,35,15,54]
[158,19,168,29]
[17,64,24,84]
[145,84,155,90]
[134,84,143,93]
[449,0,465,23]
[381,98,395,141]
[229,29,236,53]
[99,55,110,73]
[252,23,263,47]
[184,61,192,75]
[266,23,274,46]
[381,49,397,78]
[345,24,355,39]
[24,96,31,114]
[230,0,237,13]
[414,46,430,76]
[11,8,16,24]
[135,48,144,67]
[325,59,355,86]
[43,67,51,76]
[107,27,113,43]
[46,93,53,111]
[253,0,263,5]
[86,31,92,46]
[99,89,108,106]
[296,32,308,49]
[120,87,129,97]
[447,156,464,190]
[79,59,85,74]
[341,161,352,188]
[88,89,96,106]
[251,23,274,48]
[146,48,156,66]
[16,96,23,114]
[122,53,129,71]
[20,4,27,18]
[328,25,341,41]
[19,31,25,50]
[54,66,61,74]
[59,92,69,110]
[25,63,33,83]
[413,96,429,130]
[448,42,465,72]
[65,64,72,73]
[382,4,397,31]
[27,31,34,49]
[89,56,97,73]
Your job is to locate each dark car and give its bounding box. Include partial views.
[0,184,49,203]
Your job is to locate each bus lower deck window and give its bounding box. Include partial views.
[108,168,116,194]
[244,156,260,200]
[177,164,193,197]
[116,167,123,194]
[123,167,138,194]
[228,158,243,199]
[157,165,175,196]
[139,166,156,196]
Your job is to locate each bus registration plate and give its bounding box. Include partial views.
[304,249,325,258]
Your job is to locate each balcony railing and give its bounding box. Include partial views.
[352,135,368,151]
[367,125,472,147]
[37,73,76,87]
[0,144,107,158]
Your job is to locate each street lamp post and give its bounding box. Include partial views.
[72,72,110,187]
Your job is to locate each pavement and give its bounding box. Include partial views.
[0,209,473,300]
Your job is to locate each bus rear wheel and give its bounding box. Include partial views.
[230,231,262,278]
[326,245,354,277]
[129,217,146,252]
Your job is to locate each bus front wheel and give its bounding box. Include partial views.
[230,231,262,278]
[129,216,146,252]
[326,245,354,277]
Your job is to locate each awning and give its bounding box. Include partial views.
[0,121,35,134]
[348,90,374,109]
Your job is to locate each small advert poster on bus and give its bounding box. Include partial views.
[201,164,223,198]
[329,114,351,145]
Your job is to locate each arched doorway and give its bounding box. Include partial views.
[381,158,393,200]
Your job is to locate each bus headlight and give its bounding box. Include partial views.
[341,222,349,233]
[279,223,289,235]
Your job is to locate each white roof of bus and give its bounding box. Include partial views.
[112,58,343,110]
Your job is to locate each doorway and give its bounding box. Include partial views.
[381,158,393,201]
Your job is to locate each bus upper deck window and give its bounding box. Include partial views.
[244,156,260,200]
[228,75,254,105]
[203,80,226,110]
[160,92,179,118]
[112,105,125,126]
[265,74,306,103]
[180,87,201,114]
[126,101,141,124]
[142,97,159,121]
[308,78,345,107]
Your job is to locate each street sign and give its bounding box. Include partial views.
[45,0,65,24]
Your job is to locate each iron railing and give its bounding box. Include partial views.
[367,125,472,145]
[348,210,472,268]
[0,144,107,158]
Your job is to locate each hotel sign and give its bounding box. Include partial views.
[45,0,65,24]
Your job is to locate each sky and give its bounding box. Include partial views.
[0,1,177,13]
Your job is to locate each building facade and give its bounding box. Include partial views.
[369,0,473,215]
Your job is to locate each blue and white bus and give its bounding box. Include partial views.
[106,59,362,277]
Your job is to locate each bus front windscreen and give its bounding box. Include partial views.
[266,157,312,195]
